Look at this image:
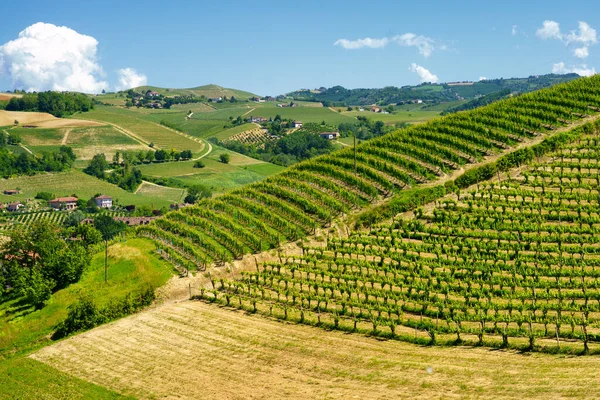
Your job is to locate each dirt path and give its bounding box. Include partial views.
[146,121,211,160]
[60,128,71,145]
[18,143,34,155]
[241,107,256,117]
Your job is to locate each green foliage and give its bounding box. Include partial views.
[184,184,212,204]
[94,215,126,242]
[0,221,94,308]
[52,286,156,339]
[5,92,93,117]
[83,153,109,179]
[35,191,54,201]
[0,146,76,178]
[193,160,205,168]
[219,153,230,164]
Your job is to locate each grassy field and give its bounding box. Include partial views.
[71,107,205,154]
[0,238,173,398]
[138,149,284,193]
[0,170,171,207]
[0,238,174,358]
[135,181,186,203]
[0,358,129,399]
[32,299,600,399]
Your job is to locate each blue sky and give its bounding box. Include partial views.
[0,0,598,95]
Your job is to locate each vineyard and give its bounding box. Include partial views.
[193,122,600,353]
[224,128,274,146]
[0,210,126,232]
[139,75,600,272]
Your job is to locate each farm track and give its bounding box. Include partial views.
[146,121,212,160]
[60,128,71,145]
[32,300,600,400]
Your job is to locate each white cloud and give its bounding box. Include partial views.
[392,33,435,57]
[0,22,108,93]
[479,76,488,81]
[566,21,597,45]
[334,33,439,57]
[536,20,562,40]
[512,25,518,36]
[574,46,589,59]
[536,20,597,59]
[115,68,147,91]
[409,63,439,83]
[552,61,596,76]
[333,37,389,49]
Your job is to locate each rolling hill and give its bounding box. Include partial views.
[131,84,257,99]
[138,75,600,274]
[289,73,580,106]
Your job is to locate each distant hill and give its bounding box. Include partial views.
[287,73,580,106]
[131,84,257,100]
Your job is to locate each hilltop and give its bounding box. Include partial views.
[288,73,579,106]
[131,84,257,99]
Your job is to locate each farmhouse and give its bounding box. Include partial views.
[3,189,19,195]
[371,107,380,113]
[248,116,268,123]
[293,121,303,128]
[147,91,160,97]
[319,132,340,140]
[95,195,113,209]
[49,196,78,210]
[6,202,24,212]
[114,216,156,226]
[208,97,222,102]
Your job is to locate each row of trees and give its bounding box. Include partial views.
[84,154,142,192]
[3,92,94,117]
[0,144,76,178]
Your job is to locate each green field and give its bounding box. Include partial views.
[138,148,284,193]
[135,181,186,203]
[0,170,171,207]
[0,358,129,399]
[71,107,206,154]
[0,238,173,398]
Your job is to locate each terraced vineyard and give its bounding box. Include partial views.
[139,76,600,272]
[198,123,600,353]
[224,128,274,146]
[0,210,125,232]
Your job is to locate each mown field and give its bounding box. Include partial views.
[32,300,600,399]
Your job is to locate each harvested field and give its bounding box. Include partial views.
[0,110,56,125]
[0,110,101,128]
[33,300,600,399]
[31,118,103,128]
[0,93,21,101]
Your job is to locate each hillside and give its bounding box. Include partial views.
[288,73,579,106]
[138,75,600,269]
[131,84,257,99]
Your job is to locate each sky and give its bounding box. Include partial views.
[0,0,598,95]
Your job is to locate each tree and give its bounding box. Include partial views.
[193,160,205,168]
[94,216,126,283]
[84,153,109,179]
[64,210,85,227]
[219,153,230,164]
[184,184,212,204]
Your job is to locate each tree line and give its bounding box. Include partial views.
[3,92,94,117]
[0,134,76,178]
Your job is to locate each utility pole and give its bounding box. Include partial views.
[354,134,357,175]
